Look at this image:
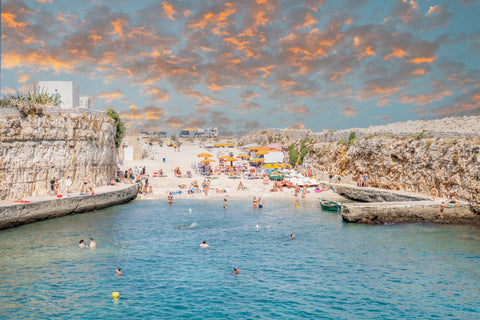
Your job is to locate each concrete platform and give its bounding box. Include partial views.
[0,183,139,230]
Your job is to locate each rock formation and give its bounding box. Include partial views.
[237,117,480,213]
[0,106,118,200]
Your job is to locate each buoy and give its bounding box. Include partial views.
[256,224,259,229]
[112,292,119,299]
[189,208,192,212]
[295,204,299,207]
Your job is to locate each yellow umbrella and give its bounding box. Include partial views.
[202,159,216,163]
[262,163,275,168]
[220,156,237,162]
[197,153,213,158]
[256,150,269,155]
[248,147,260,151]
[251,158,264,162]
[237,154,250,159]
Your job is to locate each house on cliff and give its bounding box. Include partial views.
[36,81,90,109]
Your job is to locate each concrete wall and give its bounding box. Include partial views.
[0,184,139,230]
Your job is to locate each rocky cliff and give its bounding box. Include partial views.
[0,106,118,200]
[237,117,480,213]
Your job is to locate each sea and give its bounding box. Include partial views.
[0,199,479,319]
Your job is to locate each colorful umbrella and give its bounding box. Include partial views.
[202,158,216,163]
[236,154,250,159]
[197,153,213,158]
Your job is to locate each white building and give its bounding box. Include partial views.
[79,96,90,109]
[36,81,80,109]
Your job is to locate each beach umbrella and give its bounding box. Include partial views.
[262,163,275,168]
[256,150,270,155]
[202,159,216,163]
[237,154,250,159]
[248,147,260,151]
[219,156,237,166]
[197,153,213,158]
[264,143,282,151]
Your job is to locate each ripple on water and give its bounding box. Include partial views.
[0,199,479,319]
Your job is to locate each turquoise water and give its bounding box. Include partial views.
[1,199,480,319]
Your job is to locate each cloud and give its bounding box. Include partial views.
[283,104,311,116]
[339,105,358,117]
[142,85,170,103]
[98,88,123,103]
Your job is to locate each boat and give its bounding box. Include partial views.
[320,199,341,211]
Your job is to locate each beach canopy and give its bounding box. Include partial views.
[219,156,237,162]
[264,143,282,151]
[263,163,282,169]
[197,153,213,158]
[236,154,250,159]
[202,158,216,163]
[256,150,270,155]
[215,143,234,147]
[248,147,260,151]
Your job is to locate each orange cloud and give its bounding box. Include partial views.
[98,89,123,103]
[1,12,28,29]
[384,47,409,60]
[409,56,436,64]
[18,74,30,83]
[412,68,425,75]
[400,91,453,106]
[188,4,236,30]
[121,105,143,120]
[340,106,358,117]
[161,2,177,20]
[111,19,127,39]
[1,51,74,73]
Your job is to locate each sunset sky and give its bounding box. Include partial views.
[2,0,480,136]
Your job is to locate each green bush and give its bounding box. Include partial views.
[289,143,298,165]
[107,109,126,148]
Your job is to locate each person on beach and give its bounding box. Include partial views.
[329,171,333,183]
[238,181,244,191]
[294,184,300,197]
[81,176,89,193]
[440,202,445,218]
[79,239,87,248]
[54,179,60,196]
[116,268,123,276]
[223,198,228,209]
[89,238,96,248]
[252,197,258,208]
[168,192,174,204]
[431,187,438,201]
[233,267,239,274]
[65,176,72,193]
[50,177,56,195]
[200,240,209,248]
[258,197,264,208]
[302,186,307,198]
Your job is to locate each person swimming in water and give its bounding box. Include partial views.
[200,240,209,248]
[233,267,239,274]
[89,238,96,248]
[258,197,264,208]
[167,192,173,204]
[79,239,87,248]
[290,234,295,239]
[223,198,228,209]
[116,267,123,276]
[252,197,257,208]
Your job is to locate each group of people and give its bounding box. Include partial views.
[78,238,96,248]
[328,171,342,183]
[252,197,264,208]
[355,173,369,187]
[49,175,87,196]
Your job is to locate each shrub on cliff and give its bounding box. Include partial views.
[107,109,126,148]
[0,87,62,116]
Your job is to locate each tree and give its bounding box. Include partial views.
[107,109,126,148]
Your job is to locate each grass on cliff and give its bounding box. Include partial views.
[0,87,62,115]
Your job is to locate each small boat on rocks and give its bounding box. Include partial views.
[320,199,341,211]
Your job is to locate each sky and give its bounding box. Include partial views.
[1,0,480,136]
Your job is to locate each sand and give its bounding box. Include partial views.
[119,140,344,203]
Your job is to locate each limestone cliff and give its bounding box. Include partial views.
[236,117,480,212]
[0,106,118,200]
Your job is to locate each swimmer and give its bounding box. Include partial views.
[223,198,228,209]
[89,237,96,248]
[79,239,87,248]
[290,234,295,239]
[200,240,210,248]
[258,197,264,208]
[233,267,239,274]
[252,196,257,208]
[167,192,173,204]
[116,267,123,276]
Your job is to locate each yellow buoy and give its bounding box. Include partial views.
[112,292,119,299]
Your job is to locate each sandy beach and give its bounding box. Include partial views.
[119,140,344,203]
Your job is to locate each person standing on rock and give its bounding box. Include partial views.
[65,176,72,193]
[50,177,56,195]
[81,176,89,193]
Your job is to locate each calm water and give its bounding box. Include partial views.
[1,199,480,319]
